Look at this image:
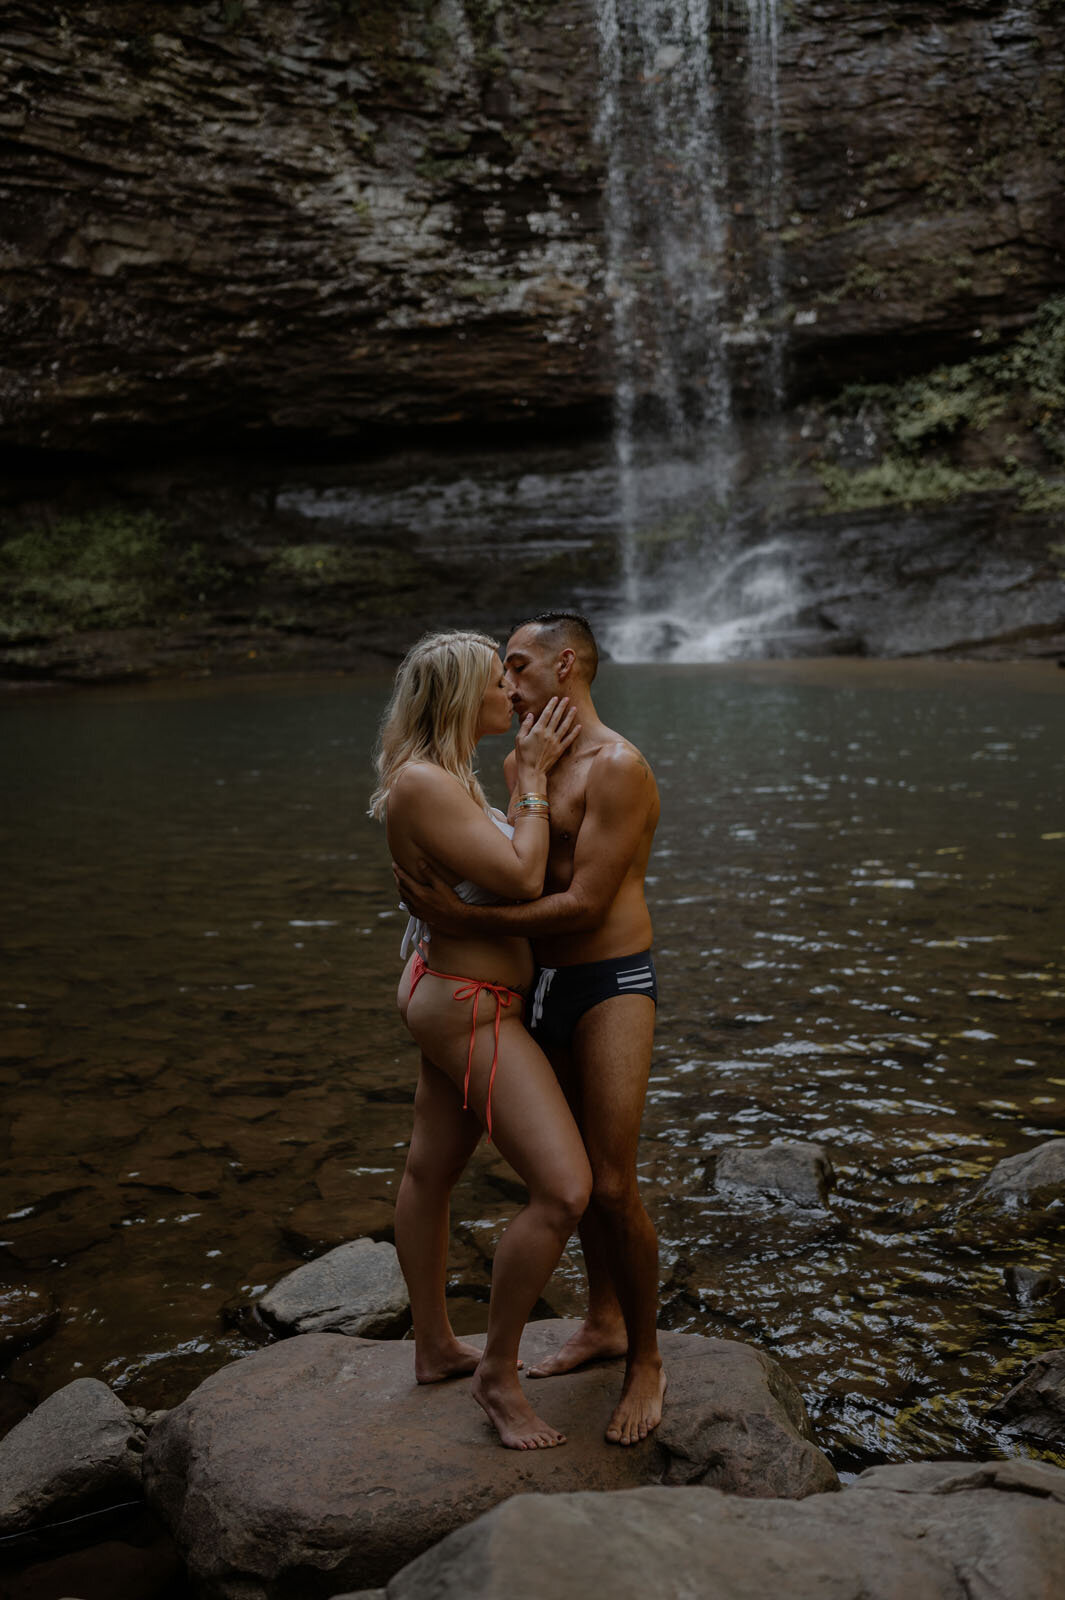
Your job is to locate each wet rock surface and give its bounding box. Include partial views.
[0,1377,145,1536]
[989,1348,1065,1444]
[142,1321,836,1598]
[712,1140,835,1209]
[3,451,1062,689]
[257,1238,410,1339]
[1003,1264,1064,1310]
[957,1138,1065,1230]
[345,1459,1065,1600]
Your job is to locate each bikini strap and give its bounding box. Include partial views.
[409,961,517,1140]
[450,978,515,1140]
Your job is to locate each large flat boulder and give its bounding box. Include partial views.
[331,1458,1065,1600]
[143,1320,835,1599]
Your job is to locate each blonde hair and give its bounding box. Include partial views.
[369,629,500,821]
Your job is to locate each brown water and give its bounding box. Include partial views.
[2,662,1063,1475]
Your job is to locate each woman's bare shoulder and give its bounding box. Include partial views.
[389,762,466,809]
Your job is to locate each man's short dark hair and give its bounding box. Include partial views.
[515,610,599,682]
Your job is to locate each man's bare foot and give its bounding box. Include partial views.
[415,1338,483,1385]
[605,1359,667,1446]
[526,1320,628,1379]
[471,1362,566,1450]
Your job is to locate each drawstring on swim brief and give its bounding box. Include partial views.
[530,966,557,1032]
[409,952,518,1140]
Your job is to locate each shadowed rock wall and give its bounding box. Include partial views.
[1,0,1063,455]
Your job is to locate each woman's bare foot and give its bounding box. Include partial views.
[526,1319,628,1378]
[415,1338,483,1385]
[605,1358,667,1446]
[471,1362,566,1449]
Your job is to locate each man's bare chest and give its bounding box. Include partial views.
[547,773,587,848]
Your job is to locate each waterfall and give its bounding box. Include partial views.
[598,0,798,662]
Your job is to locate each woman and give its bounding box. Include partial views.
[370,630,592,1450]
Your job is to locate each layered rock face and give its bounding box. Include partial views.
[0,0,606,454]
[1,0,1063,456]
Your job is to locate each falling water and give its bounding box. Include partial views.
[747,0,787,411]
[598,0,800,661]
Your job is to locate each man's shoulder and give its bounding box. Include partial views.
[590,729,655,780]
[585,731,658,805]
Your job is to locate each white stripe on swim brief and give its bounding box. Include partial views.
[616,966,655,990]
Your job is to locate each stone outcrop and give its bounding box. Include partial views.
[143,1320,836,1598]
[989,1347,1065,1444]
[327,1458,1065,1600]
[0,1377,145,1535]
[257,1238,410,1338]
[712,1140,835,1209]
[1,1,1064,454]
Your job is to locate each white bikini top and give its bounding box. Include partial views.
[399,808,514,959]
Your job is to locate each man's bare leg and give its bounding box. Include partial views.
[527,1043,628,1375]
[528,997,666,1445]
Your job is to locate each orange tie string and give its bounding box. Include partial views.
[451,978,515,1140]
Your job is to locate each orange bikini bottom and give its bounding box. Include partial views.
[409,952,523,1140]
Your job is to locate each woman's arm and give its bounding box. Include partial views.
[395,744,654,934]
[388,698,577,902]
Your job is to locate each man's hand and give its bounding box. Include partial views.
[394,859,471,937]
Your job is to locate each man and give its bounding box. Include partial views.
[395,611,665,1446]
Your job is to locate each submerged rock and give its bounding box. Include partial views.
[257,1238,410,1339]
[0,1377,145,1536]
[142,1321,835,1598]
[1003,1264,1064,1308]
[713,1141,836,1209]
[341,1458,1065,1600]
[989,1348,1065,1444]
[958,1139,1065,1228]
[0,1285,59,1362]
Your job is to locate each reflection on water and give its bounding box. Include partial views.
[1,663,1063,1473]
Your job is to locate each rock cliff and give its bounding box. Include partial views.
[2,0,1063,456]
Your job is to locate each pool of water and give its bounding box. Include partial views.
[2,661,1063,1473]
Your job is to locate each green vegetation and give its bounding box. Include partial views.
[817,297,1065,527]
[0,510,227,642]
[266,542,419,597]
[817,460,1004,512]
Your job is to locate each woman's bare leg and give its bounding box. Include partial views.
[394,1052,483,1382]
[406,987,592,1448]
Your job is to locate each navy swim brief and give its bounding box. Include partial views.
[528,950,657,1050]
